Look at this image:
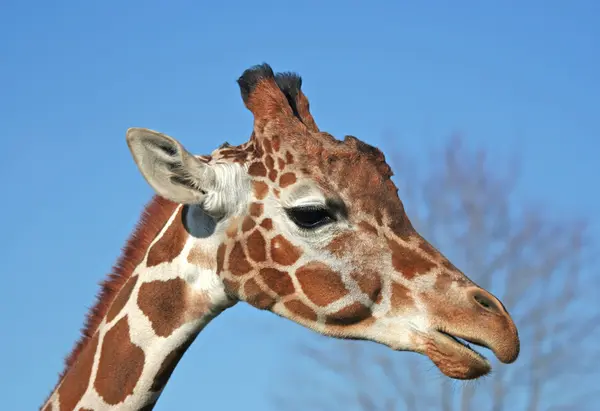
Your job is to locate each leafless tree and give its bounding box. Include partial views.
[272,136,600,411]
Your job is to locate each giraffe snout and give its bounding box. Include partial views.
[464,286,520,364]
[419,283,520,378]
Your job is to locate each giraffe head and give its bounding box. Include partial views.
[127,63,519,380]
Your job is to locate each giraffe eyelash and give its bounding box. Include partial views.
[284,205,336,230]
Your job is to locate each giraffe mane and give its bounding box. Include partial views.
[45,195,179,402]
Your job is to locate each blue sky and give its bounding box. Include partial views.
[1,1,598,409]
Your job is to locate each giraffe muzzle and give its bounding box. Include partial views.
[417,287,520,379]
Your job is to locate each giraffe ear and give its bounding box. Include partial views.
[126,128,217,205]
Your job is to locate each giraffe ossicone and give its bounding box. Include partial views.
[42,63,520,410]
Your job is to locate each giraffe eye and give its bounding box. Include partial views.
[285,206,335,229]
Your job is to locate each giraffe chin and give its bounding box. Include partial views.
[423,330,492,380]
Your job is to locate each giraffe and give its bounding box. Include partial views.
[42,63,520,411]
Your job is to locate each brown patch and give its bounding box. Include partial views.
[248,162,267,177]
[137,278,187,337]
[216,244,226,274]
[284,300,317,321]
[390,282,414,311]
[45,196,179,405]
[260,268,295,296]
[244,278,275,309]
[94,317,145,405]
[228,242,253,276]
[277,157,286,170]
[260,218,274,230]
[246,230,267,262]
[249,202,264,217]
[150,339,194,392]
[358,221,378,235]
[326,232,353,257]
[285,151,294,164]
[187,245,212,268]
[241,216,256,232]
[268,169,278,182]
[263,138,273,154]
[57,333,98,411]
[271,134,281,151]
[271,235,302,266]
[279,172,297,188]
[43,405,52,411]
[106,276,138,323]
[253,181,269,200]
[147,207,186,267]
[374,209,383,226]
[388,240,436,279]
[273,189,280,198]
[350,270,382,302]
[325,302,372,325]
[265,155,275,170]
[296,262,348,306]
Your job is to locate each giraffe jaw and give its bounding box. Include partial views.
[424,329,492,380]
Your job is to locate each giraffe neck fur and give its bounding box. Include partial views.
[44,204,235,411]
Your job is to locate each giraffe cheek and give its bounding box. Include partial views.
[296,262,348,306]
[260,267,295,296]
[350,270,382,303]
[243,278,276,310]
[221,277,241,297]
[247,230,267,262]
[271,235,302,265]
[326,232,354,257]
[325,302,373,326]
[284,300,318,322]
[228,242,252,276]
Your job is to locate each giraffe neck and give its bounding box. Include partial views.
[43,197,235,411]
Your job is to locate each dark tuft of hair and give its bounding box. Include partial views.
[237,63,275,104]
[275,72,303,119]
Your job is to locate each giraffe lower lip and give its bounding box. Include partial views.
[426,329,492,379]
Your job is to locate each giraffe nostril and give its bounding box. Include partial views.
[471,289,503,314]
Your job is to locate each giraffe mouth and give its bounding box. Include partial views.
[425,329,492,380]
[437,330,488,358]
